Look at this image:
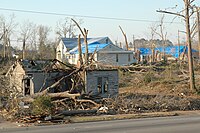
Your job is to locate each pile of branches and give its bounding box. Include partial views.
[16,95,100,124]
[102,93,200,114]
[3,62,101,124]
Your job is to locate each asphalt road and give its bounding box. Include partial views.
[1,115,200,133]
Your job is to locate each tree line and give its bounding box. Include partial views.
[0,15,81,60]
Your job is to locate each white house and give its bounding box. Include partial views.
[56,37,113,62]
[67,37,136,66]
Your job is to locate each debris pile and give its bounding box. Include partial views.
[102,93,200,114]
[1,60,200,125]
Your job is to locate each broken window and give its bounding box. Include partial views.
[97,77,109,94]
[128,54,131,62]
[24,74,33,95]
[103,77,108,93]
[116,54,119,62]
[24,79,31,95]
[97,77,102,93]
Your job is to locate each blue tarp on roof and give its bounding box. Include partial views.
[138,46,198,58]
[69,43,109,54]
[61,37,110,50]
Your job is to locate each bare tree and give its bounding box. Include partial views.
[37,25,51,59]
[119,26,129,50]
[149,23,157,62]
[0,14,16,59]
[151,15,168,61]
[71,18,89,65]
[18,20,35,60]
[157,0,196,91]
[55,18,82,38]
[195,7,200,59]
[78,34,83,66]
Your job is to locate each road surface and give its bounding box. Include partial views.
[1,115,200,133]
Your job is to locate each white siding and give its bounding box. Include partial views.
[56,41,67,62]
[67,53,98,65]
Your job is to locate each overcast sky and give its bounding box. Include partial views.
[0,0,200,45]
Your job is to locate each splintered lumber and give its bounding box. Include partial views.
[76,99,99,107]
[59,109,97,116]
[34,91,80,99]
[41,67,82,94]
[46,92,80,99]
[22,91,80,103]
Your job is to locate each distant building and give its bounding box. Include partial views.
[138,45,198,62]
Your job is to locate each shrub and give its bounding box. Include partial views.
[31,96,54,116]
[143,72,154,84]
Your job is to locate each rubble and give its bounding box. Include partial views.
[1,59,200,125]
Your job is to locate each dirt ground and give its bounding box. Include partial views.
[112,61,200,114]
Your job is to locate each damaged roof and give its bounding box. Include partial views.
[61,37,112,50]
[69,43,109,54]
[21,59,75,72]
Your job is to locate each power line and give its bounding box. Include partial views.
[0,7,182,24]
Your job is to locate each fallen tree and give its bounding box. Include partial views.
[22,91,81,103]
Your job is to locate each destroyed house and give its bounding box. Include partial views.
[6,59,119,98]
[6,59,78,96]
[85,69,118,97]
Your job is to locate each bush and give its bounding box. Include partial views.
[143,72,155,84]
[31,96,54,116]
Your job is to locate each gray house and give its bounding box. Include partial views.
[85,69,118,97]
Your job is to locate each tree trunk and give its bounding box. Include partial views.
[197,7,200,60]
[22,39,26,60]
[78,34,83,66]
[23,91,81,103]
[185,0,195,91]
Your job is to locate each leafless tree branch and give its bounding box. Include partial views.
[156,10,185,18]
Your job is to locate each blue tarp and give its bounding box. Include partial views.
[69,43,109,54]
[138,46,198,58]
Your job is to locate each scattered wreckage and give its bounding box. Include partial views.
[2,59,119,124]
